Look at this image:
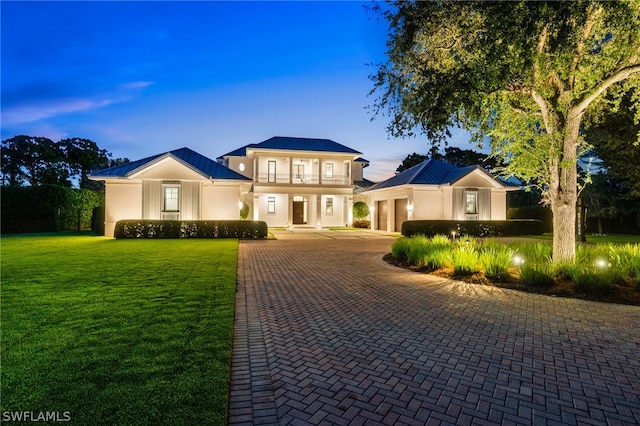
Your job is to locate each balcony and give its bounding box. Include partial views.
[257,173,351,185]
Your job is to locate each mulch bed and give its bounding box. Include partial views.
[383,253,640,306]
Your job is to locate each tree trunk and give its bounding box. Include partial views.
[550,114,581,262]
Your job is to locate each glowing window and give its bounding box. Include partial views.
[164,186,179,211]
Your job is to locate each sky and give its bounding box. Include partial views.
[1,1,474,182]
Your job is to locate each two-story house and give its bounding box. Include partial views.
[217,137,366,228]
[89,137,368,236]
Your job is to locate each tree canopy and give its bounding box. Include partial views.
[371,0,640,261]
[1,135,115,189]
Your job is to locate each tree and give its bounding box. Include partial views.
[584,92,640,199]
[59,138,110,189]
[396,147,498,174]
[371,1,640,261]
[0,135,69,186]
[396,152,427,173]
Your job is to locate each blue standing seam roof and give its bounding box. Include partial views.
[366,159,502,191]
[219,136,362,157]
[89,147,251,181]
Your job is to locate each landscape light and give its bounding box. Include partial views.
[512,255,525,266]
[451,231,456,239]
[595,259,610,268]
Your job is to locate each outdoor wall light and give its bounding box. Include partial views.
[238,201,244,209]
[407,203,413,212]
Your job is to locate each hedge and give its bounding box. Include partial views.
[114,220,268,239]
[1,185,104,234]
[507,206,553,233]
[401,219,544,238]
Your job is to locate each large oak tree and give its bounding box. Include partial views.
[371,0,640,261]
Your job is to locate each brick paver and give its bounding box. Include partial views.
[228,233,640,425]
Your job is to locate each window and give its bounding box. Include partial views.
[294,164,304,180]
[465,191,478,214]
[326,197,333,214]
[164,186,179,211]
[268,161,276,183]
[325,163,334,178]
[267,196,276,214]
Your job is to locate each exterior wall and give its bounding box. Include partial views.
[201,184,241,220]
[319,194,348,227]
[491,189,508,220]
[226,156,253,179]
[412,188,445,220]
[254,193,289,227]
[104,182,143,237]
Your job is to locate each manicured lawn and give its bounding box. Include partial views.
[517,233,640,245]
[1,234,237,425]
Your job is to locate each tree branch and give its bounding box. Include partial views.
[569,5,602,90]
[575,64,640,114]
[531,89,554,134]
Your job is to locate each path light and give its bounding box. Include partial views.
[595,259,611,268]
[512,255,525,266]
[451,231,456,240]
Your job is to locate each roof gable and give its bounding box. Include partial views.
[366,159,504,191]
[90,147,251,181]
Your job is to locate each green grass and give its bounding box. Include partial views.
[517,233,640,245]
[1,234,237,425]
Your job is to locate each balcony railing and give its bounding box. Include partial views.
[257,173,351,185]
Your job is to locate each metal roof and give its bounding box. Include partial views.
[365,159,502,191]
[90,147,251,181]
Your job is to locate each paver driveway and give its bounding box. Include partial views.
[228,233,640,425]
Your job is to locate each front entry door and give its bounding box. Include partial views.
[293,201,305,224]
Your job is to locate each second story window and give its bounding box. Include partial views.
[325,163,334,178]
[268,161,276,183]
[294,164,304,180]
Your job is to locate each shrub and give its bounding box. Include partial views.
[609,244,640,279]
[519,264,555,289]
[239,202,250,220]
[391,237,412,261]
[570,268,616,295]
[425,249,453,270]
[479,246,514,281]
[114,220,268,239]
[430,234,452,249]
[353,201,370,219]
[352,220,371,229]
[407,235,431,267]
[452,247,481,276]
[401,219,544,238]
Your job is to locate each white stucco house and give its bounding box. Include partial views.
[361,158,518,232]
[89,136,515,237]
[216,136,368,228]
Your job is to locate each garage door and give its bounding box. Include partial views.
[377,200,388,231]
[394,199,407,232]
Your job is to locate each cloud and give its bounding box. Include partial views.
[118,81,154,90]
[1,97,115,125]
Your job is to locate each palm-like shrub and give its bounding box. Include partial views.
[479,246,514,281]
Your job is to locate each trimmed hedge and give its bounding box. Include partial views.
[352,220,371,229]
[1,185,104,234]
[401,219,544,238]
[507,206,553,233]
[114,220,268,239]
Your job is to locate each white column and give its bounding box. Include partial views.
[316,194,322,228]
[253,195,260,221]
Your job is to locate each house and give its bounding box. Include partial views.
[89,147,252,237]
[89,138,515,237]
[217,136,367,228]
[361,158,518,232]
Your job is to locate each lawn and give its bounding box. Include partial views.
[1,234,237,425]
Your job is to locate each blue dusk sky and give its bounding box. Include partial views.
[1,1,473,181]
